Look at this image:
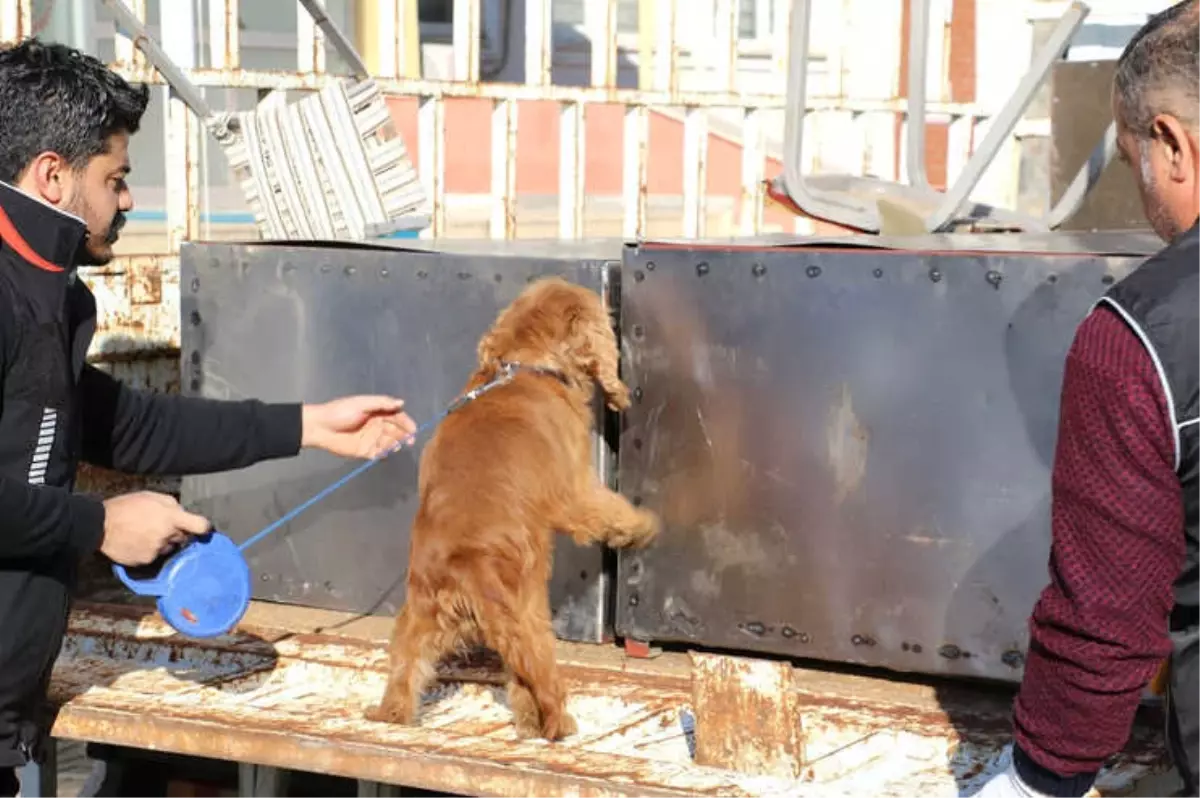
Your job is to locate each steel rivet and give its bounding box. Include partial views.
[190,277,200,293]
[628,593,640,606]
[938,643,961,660]
[798,632,811,644]
[632,437,643,450]
[344,266,356,276]
[806,265,821,278]
[632,324,645,339]
[457,271,472,280]
[380,268,389,277]
[494,273,503,283]
[741,621,766,636]
[633,387,644,402]
[190,351,200,365]
[1047,273,1057,284]
[189,378,200,392]
[1001,650,1025,668]
[781,626,797,639]
[579,570,588,581]
[929,268,943,283]
[912,643,923,653]
[634,270,645,282]
[260,574,270,582]
[189,310,202,326]
[696,262,710,277]
[1101,274,1115,285]
[986,270,1003,288]
[751,262,767,278]
[417,270,428,279]
[646,261,656,271]
[632,496,643,507]
[873,268,884,279]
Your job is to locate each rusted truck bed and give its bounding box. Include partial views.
[48,601,1172,797]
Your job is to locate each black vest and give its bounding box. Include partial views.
[1098,219,1199,791]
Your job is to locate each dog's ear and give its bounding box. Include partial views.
[566,301,630,411]
[478,299,522,369]
[477,328,503,369]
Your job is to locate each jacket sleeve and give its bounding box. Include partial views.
[79,365,303,476]
[0,477,106,560]
[1010,305,1184,795]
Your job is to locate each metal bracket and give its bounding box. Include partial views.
[238,762,288,797]
[777,0,1105,234]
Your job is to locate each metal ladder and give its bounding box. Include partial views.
[772,0,1118,234]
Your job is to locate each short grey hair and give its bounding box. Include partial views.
[1113,1,1199,136]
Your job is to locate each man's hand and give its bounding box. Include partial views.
[100,491,211,566]
[301,396,418,459]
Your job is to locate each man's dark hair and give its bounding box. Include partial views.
[0,38,150,184]
[1113,0,1199,136]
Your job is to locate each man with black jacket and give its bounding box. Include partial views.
[0,39,418,794]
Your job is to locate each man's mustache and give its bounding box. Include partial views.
[105,212,126,243]
[88,213,126,246]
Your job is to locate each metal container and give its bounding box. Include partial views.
[179,240,623,643]
[616,231,1159,683]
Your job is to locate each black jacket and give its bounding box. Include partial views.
[0,182,302,768]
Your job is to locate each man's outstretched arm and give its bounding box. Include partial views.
[79,364,303,475]
[79,366,417,477]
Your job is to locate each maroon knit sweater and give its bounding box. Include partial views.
[1011,302,1185,792]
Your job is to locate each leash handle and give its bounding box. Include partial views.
[236,367,517,554]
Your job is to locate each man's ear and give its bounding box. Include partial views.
[1151,114,1193,183]
[18,151,70,205]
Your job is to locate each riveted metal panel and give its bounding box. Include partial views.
[179,241,618,642]
[616,240,1146,682]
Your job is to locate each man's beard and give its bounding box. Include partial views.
[63,192,125,266]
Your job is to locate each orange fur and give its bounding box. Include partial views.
[365,277,660,740]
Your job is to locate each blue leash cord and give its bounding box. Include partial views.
[236,366,517,554]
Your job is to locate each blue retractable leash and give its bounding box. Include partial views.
[112,365,520,638]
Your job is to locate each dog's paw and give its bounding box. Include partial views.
[543,710,578,741]
[608,509,661,549]
[605,382,631,412]
[364,702,414,725]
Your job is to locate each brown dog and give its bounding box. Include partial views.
[365,276,660,740]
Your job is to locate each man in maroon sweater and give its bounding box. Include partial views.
[975,2,1199,796]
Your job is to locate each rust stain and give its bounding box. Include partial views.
[689,652,806,780]
[826,383,869,505]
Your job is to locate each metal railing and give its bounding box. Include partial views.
[3,0,1001,251]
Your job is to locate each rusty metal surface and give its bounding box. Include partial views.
[48,602,1168,797]
[689,652,806,779]
[616,242,1147,684]
[79,256,182,358]
[179,242,615,643]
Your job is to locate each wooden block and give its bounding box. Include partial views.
[688,651,806,779]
